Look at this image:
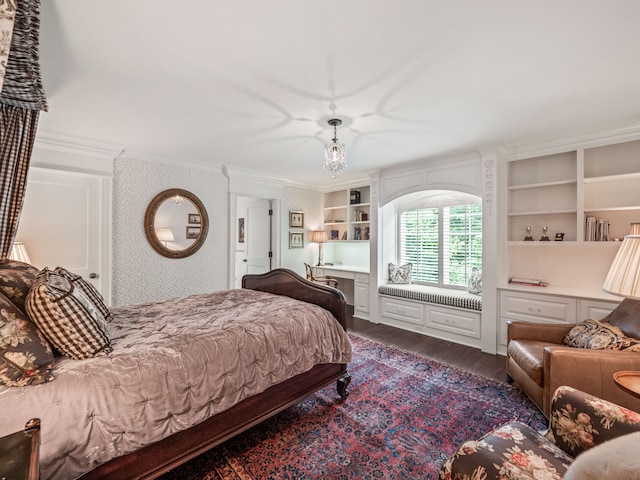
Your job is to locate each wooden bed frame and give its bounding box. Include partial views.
[80,269,351,479]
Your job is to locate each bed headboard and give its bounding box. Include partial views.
[242,268,347,331]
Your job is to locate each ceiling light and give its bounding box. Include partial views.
[323,118,347,179]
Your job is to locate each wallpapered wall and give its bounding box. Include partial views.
[112,157,228,306]
[279,185,323,278]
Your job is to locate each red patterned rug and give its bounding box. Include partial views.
[159,334,546,480]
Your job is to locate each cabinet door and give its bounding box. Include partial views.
[354,281,370,314]
[579,299,619,321]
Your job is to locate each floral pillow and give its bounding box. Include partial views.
[563,318,640,351]
[0,291,55,387]
[0,260,39,313]
[388,262,412,284]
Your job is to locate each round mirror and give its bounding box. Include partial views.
[144,189,209,258]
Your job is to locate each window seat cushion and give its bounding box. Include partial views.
[378,284,482,311]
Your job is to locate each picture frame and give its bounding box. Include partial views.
[238,218,245,243]
[555,232,565,241]
[188,213,201,225]
[330,229,339,240]
[289,232,303,249]
[289,210,304,228]
[186,226,200,239]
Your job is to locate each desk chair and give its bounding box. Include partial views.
[304,263,338,288]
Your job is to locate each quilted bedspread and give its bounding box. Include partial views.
[0,289,352,479]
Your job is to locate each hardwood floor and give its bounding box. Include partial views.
[346,312,508,382]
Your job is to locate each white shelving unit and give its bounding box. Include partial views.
[507,140,640,244]
[323,185,371,241]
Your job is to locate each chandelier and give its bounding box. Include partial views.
[323,118,347,179]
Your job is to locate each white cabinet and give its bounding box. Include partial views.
[498,288,620,354]
[379,295,481,348]
[323,185,370,241]
[354,273,370,319]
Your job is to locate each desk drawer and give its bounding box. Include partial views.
[381,297,422,325]
[500,291,576,323]
[355,273,369,284]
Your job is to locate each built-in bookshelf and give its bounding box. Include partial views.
[507,139,640,245]
[323,185,370,241]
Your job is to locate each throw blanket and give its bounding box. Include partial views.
[0,289,352,479]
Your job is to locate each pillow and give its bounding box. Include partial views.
[564,431,640,480]
[388,262,412,284]
[26,267,112,360]
[0,260,39,313]
[468,267,482,294]
[0,291,55,387]
[563,318,640,351]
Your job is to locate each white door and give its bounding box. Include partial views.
[15,168,108,298]
[246,199,272,275]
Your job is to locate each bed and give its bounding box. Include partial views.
[0,268,352,480]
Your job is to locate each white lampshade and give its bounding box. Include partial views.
[630,223,640,235]
[9,242,31,264]
[603,235,640,299]
[156,228,175,243]
[311,231,327,244]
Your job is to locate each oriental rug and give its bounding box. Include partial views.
[159,334,546,480]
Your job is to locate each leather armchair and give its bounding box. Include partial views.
[506,298,640,417]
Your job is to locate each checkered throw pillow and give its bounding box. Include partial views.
[26,267,112,359]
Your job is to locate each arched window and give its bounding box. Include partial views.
[397,190,482,288]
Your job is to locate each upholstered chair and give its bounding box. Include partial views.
[441,386,640,480]
[506,298,640,417]
[304,263,338,288]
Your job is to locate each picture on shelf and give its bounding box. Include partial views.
[354,227,362,240]
[350,190,361,204]
[331,229,339,240]
[364,227,370,240]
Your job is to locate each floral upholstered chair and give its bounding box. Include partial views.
[440,386,640,480]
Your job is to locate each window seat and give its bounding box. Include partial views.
[378,284,482,311]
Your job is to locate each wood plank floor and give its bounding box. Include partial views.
[346,312,508,382]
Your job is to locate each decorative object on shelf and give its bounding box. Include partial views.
[289,232,303,249]
[508,277,549,287]
[364,227,370,240]
[540,226,550,241]
[554,233,564,241]
[330,230,339,240]
[323,119,347,179]
[362,212,368,221]
[8,242,31,263]
[350,190,360,204]
[311,231,327,266]
[354,227,362,240]
[585,216,610,241]
[602,234,640,299]
[289,210,304,228]
[523,226,533,241]
[156,228,175,247]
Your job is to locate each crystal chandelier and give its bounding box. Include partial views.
[323,118,347,179]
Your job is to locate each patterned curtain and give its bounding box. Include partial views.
[0,0,47,260]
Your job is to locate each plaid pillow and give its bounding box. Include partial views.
[26,268,112,360]
[0,291,55,387]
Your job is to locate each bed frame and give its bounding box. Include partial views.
[80,269,351,480]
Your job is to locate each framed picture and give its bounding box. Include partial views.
[289,232,303,249]
[186,226,200,239]
[289,210,304,228]
[330,229,339,240]
[188,213,201,225]
[238,218,245,243]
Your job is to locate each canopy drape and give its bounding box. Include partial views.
[0,0,47,260]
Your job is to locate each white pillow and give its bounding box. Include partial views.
[388,263,412,284]
[468,267,482,294]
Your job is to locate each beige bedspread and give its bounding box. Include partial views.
[0,289,351,479]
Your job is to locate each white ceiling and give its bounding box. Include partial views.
[38,1,640,187]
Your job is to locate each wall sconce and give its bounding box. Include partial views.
[156,228,175,247]
[9,242,31,264]
[311,230,327,266]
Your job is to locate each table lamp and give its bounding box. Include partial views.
[9,242,31,264]
[603,234,640,299]
[156,228,175,247]
[311,230,327,266]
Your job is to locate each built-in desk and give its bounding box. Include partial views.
[313,265,370,320]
